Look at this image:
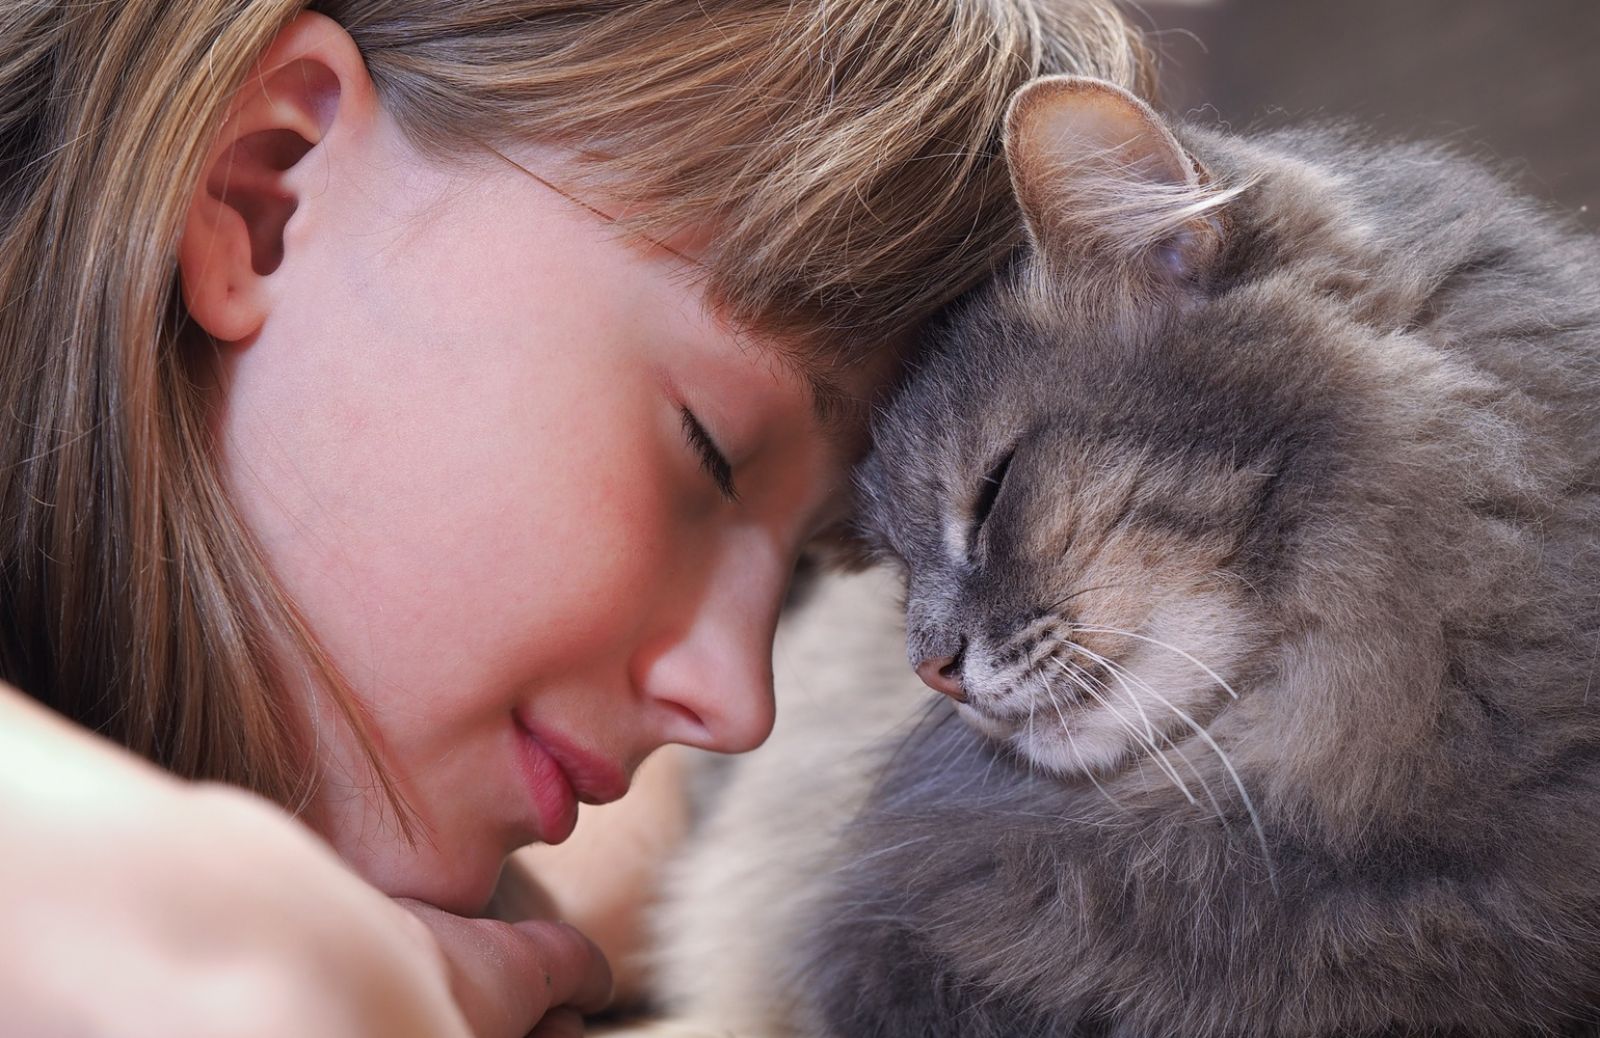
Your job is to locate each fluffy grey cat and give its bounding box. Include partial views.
[628,76,1600,1038]
[798,75,1600,1037]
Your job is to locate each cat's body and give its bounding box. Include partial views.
[644,80,1600,1038]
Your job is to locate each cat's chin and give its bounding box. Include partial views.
[957,702,1133,778]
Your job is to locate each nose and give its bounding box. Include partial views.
[635,617,778,755]
[916,652,968,703]
[631,542,786,755]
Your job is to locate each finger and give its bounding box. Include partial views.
[510,918,614,1014]
[399,902,612,1038]
[528,1007,586,1038]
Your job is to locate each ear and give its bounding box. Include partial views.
[1003,76,1225,283]
[178,12,378,343]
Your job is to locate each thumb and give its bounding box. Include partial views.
[529,1007,586,1038]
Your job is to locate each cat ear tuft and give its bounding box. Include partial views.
[1004,76,1229,284]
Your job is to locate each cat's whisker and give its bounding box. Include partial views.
[1044,583,1129,613]
[1007,628,1086,690]
[1051,657,1196,805]
[1071,624,1243,701]
[1075,685,1194,806]
[983,631,1053,689]
[1064,649,1156,741]
[992,648,1053,690]
[1018,612,1062,642]
[1044,682,1130,814]
[986,626,1088,694]
[1052,656,1132,735]
[1064,646,1225,813]
[1006,634,1070,690]
[1079,647,1278,892]
[1022,684,1045,779]
[1068,642,1234,828]
[1151,724,1228,822]
[1085,698,1196,807]
[985,615,1066,681]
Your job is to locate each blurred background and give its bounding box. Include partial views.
[1138,0,1600,228]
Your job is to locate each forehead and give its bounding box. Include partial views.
[489,143,908,448]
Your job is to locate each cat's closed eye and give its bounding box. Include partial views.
[968,446,1016,551]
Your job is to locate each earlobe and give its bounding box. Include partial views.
[178,12,376,343]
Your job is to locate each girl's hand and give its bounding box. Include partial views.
[511,746,692,1008]
[398,897,612,1037]
[0,685,610,1036]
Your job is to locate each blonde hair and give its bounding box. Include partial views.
[0,0,1151,812]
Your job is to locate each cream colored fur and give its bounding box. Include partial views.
[603,569,925,1037]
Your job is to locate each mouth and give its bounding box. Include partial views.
[953,699,1027,743]
[513,719,579,845]
[513,713,631,824]
[950,668,1098,745]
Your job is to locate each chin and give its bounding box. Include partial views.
[337,827,511,917]
[958,702,1135,778]
[1009,715,1133,777]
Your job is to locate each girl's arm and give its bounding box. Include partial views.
[0,684,609,1037]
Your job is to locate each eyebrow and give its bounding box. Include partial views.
[805,370,863,448]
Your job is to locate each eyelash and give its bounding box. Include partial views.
[680,408,740,504]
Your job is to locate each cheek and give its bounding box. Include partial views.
[224,345,688,744]
[1057,533,1193,632]
[376,398,685,705]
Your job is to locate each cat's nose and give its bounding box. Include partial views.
[915,653,968,703]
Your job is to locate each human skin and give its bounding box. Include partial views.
[179,13,863,926]
[0,683,610,1037]
[510,746,696,1005]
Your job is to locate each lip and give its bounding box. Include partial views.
[515,714,632,809]
[513,720,580,845]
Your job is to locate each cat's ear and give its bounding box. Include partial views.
[1004,76,1226,284]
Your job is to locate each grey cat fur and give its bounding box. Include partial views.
[811,77,1600,1036]
[638,77,1600,1038]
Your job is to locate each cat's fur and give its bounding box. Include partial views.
[637,568,933,1038]
[641,77,1600,1038]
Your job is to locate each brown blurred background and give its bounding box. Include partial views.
[1139,0,1600,228]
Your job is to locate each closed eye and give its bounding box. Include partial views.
[970,446,1015,544]
[681,407,739,503]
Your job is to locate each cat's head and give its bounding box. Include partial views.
[858,77,1397,779]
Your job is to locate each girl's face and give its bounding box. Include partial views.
[207,120,868,911]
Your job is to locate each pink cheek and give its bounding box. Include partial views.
[531,500,693,658]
